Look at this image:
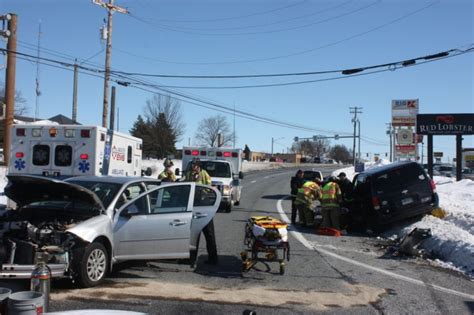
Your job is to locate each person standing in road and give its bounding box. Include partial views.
[321,176,343,230]
[185,158,212,185]
[185,158,218,265]
[337,172,353,206]
[158,158,177,182]
[290,170,305,225]
[294,176,321,227]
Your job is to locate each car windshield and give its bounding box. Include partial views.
[188,161,231,178]
[67,181,122,208]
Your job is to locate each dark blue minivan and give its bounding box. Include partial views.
[351,161,439,228]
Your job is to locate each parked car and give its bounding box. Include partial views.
[462,168,474,180]
[303,169,323,182]
[0,175,220,287]
[350,161,438,229]
[433,164,455,177]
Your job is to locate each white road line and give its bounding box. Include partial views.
[276,197,474,301]
[250,180,257,184]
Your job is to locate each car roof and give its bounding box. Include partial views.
[359,161,420,176]
[65,176,158,185]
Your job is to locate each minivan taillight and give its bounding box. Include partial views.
[372,196,381,210]
[430,179,436,192]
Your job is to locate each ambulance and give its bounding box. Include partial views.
[9,124,142,178]
[179,146,243,212]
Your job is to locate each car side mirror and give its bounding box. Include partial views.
[120,205,139,218]
[175,168,180,176]
[239,171,244,179]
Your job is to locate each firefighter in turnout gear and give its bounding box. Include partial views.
[185,158,218,264]
[159,158,176,182]
[294,176,321,227]
[321,176,343,230]
[185,158,212,185]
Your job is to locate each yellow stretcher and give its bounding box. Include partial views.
[241,216,290,275]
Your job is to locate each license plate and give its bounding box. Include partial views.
[401,197,413,206]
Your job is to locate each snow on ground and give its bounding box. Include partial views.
[332,160,474,277]
[141,159,293,178]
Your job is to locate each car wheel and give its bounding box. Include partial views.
[234,200,240,206]
[75,242,108,288]
[225,202,232,213]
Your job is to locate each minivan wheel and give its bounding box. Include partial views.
[225,202,232,213]
[75,242,108,287]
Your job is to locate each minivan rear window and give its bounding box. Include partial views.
[33,144,50,166]
[374,164,426,194]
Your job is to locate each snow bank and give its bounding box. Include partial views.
[333,160,474,277]
[13,120,59,125]
[331,158,391,180]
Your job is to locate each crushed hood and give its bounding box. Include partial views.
[5,175,104,210]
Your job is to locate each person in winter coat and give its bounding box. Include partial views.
[337,172,353,205]
[294,176,321,227]
[185,158,217,264]
[159,158,177,182]
[321,176,343,230]
[290,170,305,224]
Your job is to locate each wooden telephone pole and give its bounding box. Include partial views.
[2,13,17,166]
[92,0,128,128]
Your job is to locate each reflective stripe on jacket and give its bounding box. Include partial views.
[185,169,211,185]
[295,181,321,207]
[321,182,341,207]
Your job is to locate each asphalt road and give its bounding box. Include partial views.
[2,166,473,314]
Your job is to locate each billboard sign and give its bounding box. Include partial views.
[416,114,474,135]
[392,99,419,126]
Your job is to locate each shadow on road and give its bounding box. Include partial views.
[194,255,245,279]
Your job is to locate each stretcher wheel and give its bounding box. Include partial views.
[279,262,285,275]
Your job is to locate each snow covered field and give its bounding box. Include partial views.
[333,160,474,278]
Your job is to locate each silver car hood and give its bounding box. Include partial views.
[5,175,104,211]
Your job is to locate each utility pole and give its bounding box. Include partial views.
[2,13,17,167]
[92,0,128,128]
[72,60,78,123]
[271,137,274,156]
[34,20,41,121]
[233,102,236,148]
[386,123,393,162]
[357,119,361,163]
[109,86,116,130]
[350,107,363,165]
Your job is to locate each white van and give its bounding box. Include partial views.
[179,147,243,212]
[9,124,142,178]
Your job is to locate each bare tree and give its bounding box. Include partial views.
[328,144,352,163]
[145,94,185,141]
[195,114,235,147]
[0,83,29,116]
[291,138,329,157]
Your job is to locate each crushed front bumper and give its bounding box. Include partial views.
[0,263,67,279]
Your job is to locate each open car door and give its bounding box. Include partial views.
[190,185,221,251]
[113,183,194,260]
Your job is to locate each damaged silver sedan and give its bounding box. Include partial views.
[0,175,220,287]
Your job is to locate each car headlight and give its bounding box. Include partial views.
[223,185,231,195]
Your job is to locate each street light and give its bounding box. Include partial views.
[271,137,284,156]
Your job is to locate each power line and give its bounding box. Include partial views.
[12,51,353,135]
[129,1,379,36]
[123,1,439,65]
[110,46,471,79]
[138,0,309,23]
[153,1,353,32]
